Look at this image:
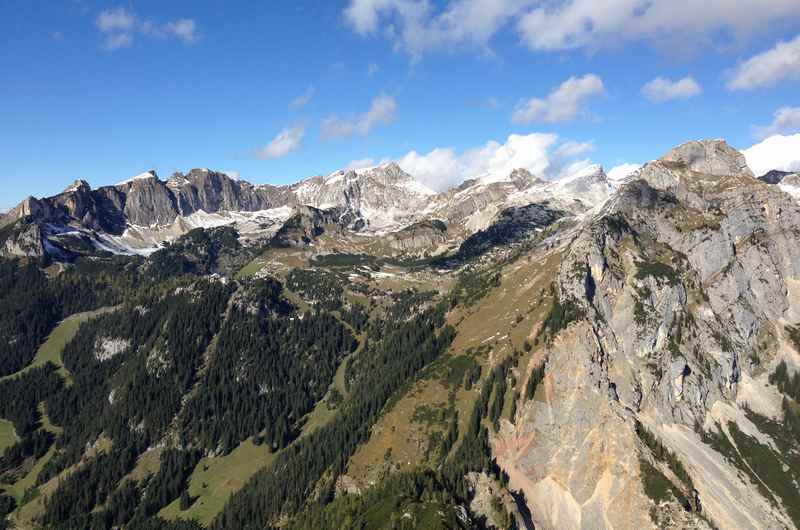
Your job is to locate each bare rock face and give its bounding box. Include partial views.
[270,205,361,248]
[2,222,45,257]
[386,219,448,255]
[661,139,754,178]
[291,163,434,230]
[500,139,800,530]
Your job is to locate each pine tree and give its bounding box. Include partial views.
[179,489,191,511]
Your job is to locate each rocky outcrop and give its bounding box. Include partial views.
[1,221,46,258]
[386,219,448,254]
[499,140,800,530]
[457,202,564,260]
[661,139,754,178]
[271,206,362,248]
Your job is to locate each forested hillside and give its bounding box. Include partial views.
[2,141,800,530]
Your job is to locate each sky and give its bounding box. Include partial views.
[2,0,800,210]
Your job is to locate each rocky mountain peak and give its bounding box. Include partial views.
[551,164,610,199]
[660,139,754,178]
[116,170,159,188]
[62,179,91,194]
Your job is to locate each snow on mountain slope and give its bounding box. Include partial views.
[4,157,616,259]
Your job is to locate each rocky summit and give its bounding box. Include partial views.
[1,139,800,530]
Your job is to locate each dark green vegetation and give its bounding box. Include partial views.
[182,279,357,452]
[450,268,501,307]
[538,286,586,343]
[0,222,561,529]
[770,360,800,434]
[635,421,696,511]
[212,296,456,529]
[634,259,681,286]
[148,227,256,279]
[524,359,547,401]
[0,492,15,530]
[0,228,343,528]
[1,228,524,528]
[290,468,471,530]
[0,256,142,377]
[701,410,800,527]
[456,203,563,262]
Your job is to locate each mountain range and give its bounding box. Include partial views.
[0,159,613,259]
[1,139,800,530]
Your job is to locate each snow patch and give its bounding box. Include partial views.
[117,171,157,186]
[95,337,131,362]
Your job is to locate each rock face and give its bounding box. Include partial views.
[2,222,45,257]
[290,163,434,230]
[270,206,361,248]
[457,202,564,260]
[661,139,755,178]
[385,219,448,255]
[498,139,800,530]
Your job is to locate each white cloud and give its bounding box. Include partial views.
[95,7,198,50]
[753,107,800,140]
[344,0,536,60]
[163,19,198,44]
[517,0,800,53]
[290,86,316,110]
[742,134,800,176]
[395,132,593,191]
[607,163,641,182]
[728,34,800,90]
[101,33,133,51]
[344,0,799,59]
[256,125,305,160]
[367,62,380,76]
[512,74,604,124]
[642,76,702,102]
[555,140,595,158]
[96,7,136,32]
[322,94,397,139]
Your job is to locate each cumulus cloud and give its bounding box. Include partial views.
[517,0,800,53]
[343,0,799,59]
[95,7,198,50]
[607,163,642,182]
[642,76,702,102]
[728,34,800,90]
[394,133,594,191]
[101,33,134,51]
[256,125,305,160]
[344,0,536,60]
[554,140,595,158]
[162,19,198,44]
[753,107,800,140]
[96,7,136,33]
[742,134,800,176]
[512,74,604,124]
[322,94,397,139]
[290,86,316,109]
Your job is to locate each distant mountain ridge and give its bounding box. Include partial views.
[0,160,616,258]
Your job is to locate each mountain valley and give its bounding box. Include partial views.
[1,139,800,530]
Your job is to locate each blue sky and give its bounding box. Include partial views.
[2,0,800,209]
